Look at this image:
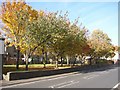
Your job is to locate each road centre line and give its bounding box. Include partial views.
[83,74,99,80]
[2,73,82,88]
[47,73,81,81]
[49,80,74,88]
[2,76,68,88]
[98,71,110,74]
[57,81,80,88]
[50,74,100,88]
[3,68,117,88]
[3,71,105,88]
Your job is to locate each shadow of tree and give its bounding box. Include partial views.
[76,64,119,74]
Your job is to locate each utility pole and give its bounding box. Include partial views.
[0,38,5,80]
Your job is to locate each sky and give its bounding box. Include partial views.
[26,2,118,46]
[0,1,118,46]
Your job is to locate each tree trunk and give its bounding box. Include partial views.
[16,46,20,70]
[45,52,48,64]
[95,59,98,65]
[26,59,28,71]
[43,55,46,68]
[43,61,46,68]
[89,58,92,65]
[25,55,29,71]
[83,56,86,65]
[66,56,69,65]
[73,56,76,66]
[42,48,46,68]
[56,59,58,68]
[61,56,63,66]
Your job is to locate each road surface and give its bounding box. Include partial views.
[1,66,120,89]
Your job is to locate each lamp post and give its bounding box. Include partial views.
[0,38,5,80]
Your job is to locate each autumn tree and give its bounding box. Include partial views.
[88,29,113,64]
[1,0,38,70]
[50,16,89,67]
[25,11,69,69]
[1,0,114,70]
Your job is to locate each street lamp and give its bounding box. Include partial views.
[0,38,5,80]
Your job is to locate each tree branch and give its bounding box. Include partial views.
[29,35,51,56]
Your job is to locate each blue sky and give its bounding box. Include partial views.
[0,1,118,46]
[27,2,118,46]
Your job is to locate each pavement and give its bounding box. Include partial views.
[0,64,119,89]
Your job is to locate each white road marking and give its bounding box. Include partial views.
[83,75,99,80]
[46,76,68,81]
[2,73,82,88]
[49,80,74,88]
[2,67,118,88]
[57,81,80,88]
[50,86,54,88]
[111,83,120,90]
[2,76,68,88]
[98,71,110,74]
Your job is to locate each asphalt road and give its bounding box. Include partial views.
[2,66,120,89]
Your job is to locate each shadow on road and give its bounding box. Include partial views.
[76,64,119,74]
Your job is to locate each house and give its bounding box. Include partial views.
[112,51,120,64]
[4,46,23,64]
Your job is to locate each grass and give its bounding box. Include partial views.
[3,64,75,68]
[3,64,72,74]
[3,64,55,68]
[3,62,112,75]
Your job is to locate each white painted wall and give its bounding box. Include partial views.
[112,51,120,60]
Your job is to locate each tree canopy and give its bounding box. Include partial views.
[1,0,116,69]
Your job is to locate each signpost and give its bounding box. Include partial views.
[0,38,5,80]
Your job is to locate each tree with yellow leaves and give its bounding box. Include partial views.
[88,29,114,65]
[1,0,38,70]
